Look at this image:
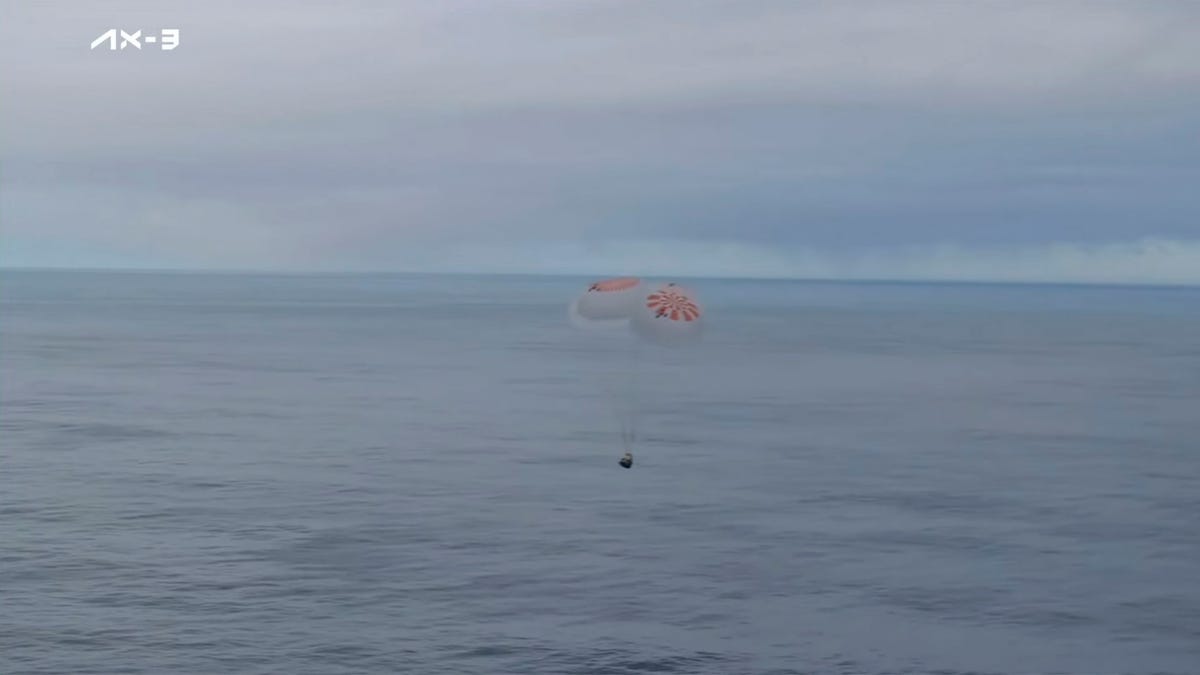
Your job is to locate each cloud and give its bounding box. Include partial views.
[7,227,1199,287]
[373,237,1200,286]
[1,1,1198,278]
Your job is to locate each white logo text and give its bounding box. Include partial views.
[91,28,179,51]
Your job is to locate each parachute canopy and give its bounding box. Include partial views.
[575,277,642,321]
[567,277,703,346]
[631,282,703,346]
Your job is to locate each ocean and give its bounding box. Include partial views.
[1,270,1197,674]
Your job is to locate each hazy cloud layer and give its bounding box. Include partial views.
[2,1,1198,281]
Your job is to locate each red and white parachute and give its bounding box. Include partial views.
[567,277,704,458]
[568,277,703,346]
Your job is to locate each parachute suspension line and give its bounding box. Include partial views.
[624,339,641,452]
[597,341,635,453]
[599,339,641,454]
[619,339,639,453]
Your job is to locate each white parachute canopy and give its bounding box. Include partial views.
[573,277,643,322]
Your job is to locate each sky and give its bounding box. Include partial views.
[1,0,1198,283]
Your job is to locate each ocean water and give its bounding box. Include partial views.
[1,270,1198,675]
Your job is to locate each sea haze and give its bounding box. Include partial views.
[1,270,1198,674]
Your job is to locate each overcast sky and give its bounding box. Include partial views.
[2,1,1198,282]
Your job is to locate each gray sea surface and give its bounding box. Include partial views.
[2,270,1198,674]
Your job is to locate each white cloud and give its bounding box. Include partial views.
[3,0,1198,157]
[388,238,1200,286]
[1,2,1197,275]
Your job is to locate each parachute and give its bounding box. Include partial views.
[631,282,703,346]
[569,277,704,343]
[566,277,704,463]
[575,277,643,320]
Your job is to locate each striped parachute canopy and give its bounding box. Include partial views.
[630,282,703,346]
